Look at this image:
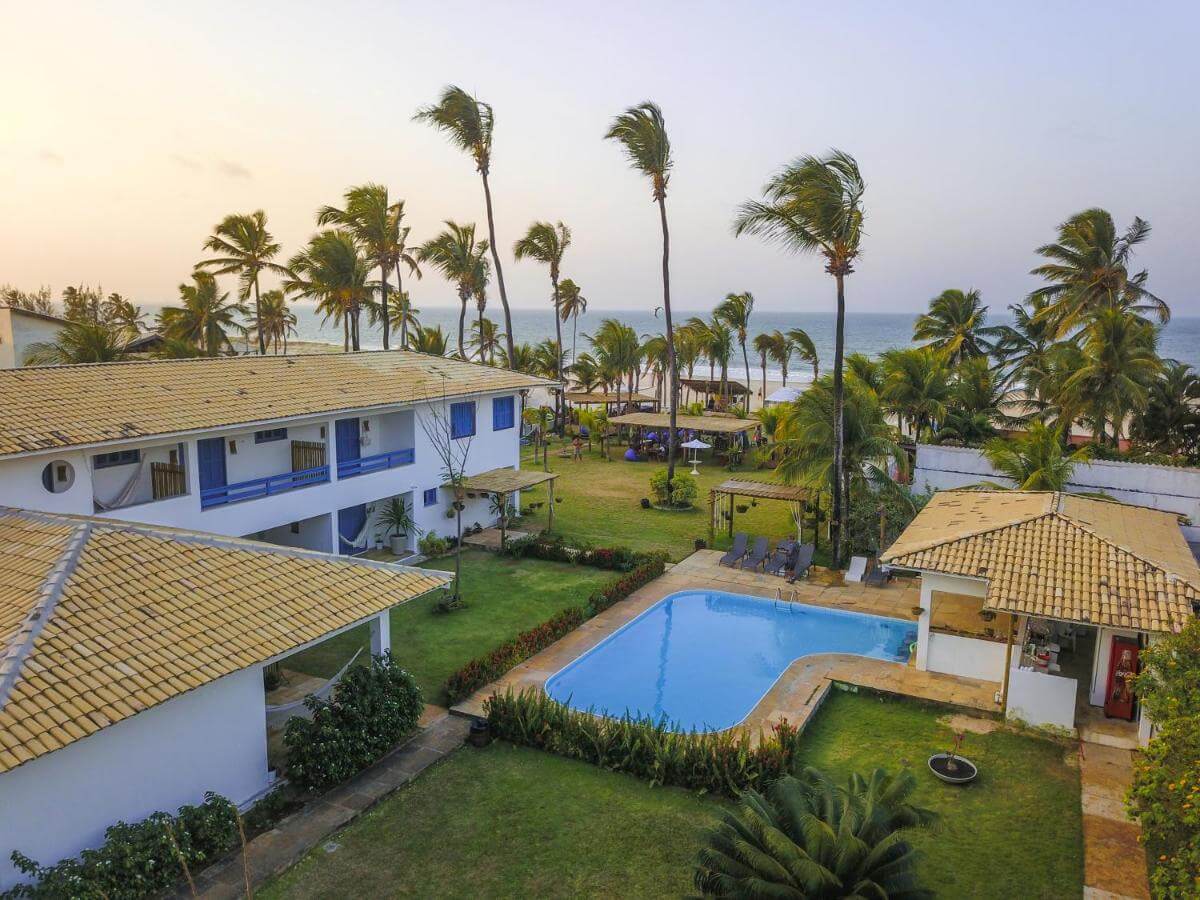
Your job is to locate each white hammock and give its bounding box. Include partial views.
[93,455,148,510]
[265,648,364,728]
[338,504,375,550]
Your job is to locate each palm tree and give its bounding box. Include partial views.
[533,339,566,383]
[715,292,754,401]
[881,347,953,442]
[514,221,572,416]
[558,278,587,364]
[414,86,515,363]
[284,231,373,351]
[409,323,449,356]
[387,290,421,346]
[684,316,734,403]
[936,357,1013,445]
[1132,360,1200,458]
[317,184,419,351]
[734,150,865,568]
[257,289,297,354]
[981,422,1091,490]
[787,327,819,380]
[640,333,670,408]
[766,329,794,386]
[752,332,776,400]
[24,321,130,365]
[569,352,603,393]
[470,316,504,364]
[1031,208,1168,336]
[470,256,493,362]
[589,318,642,404]
[102,293,146,339]
[914,288,996,365]
[606,101,680,501]
[197,210,287,355]
[152,337,203,359]
[846,352,883,394]
[991,299,1060,403]
[158,271,245,356]
[505,341,539,374]
[416,222,489,359]
[695,767,935,898]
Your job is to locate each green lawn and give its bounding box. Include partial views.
[516,438,799,561]
[259,743,714,899]
[260,693,1081,899]
[283,549,611,705]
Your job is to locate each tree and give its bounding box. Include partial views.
[1,285,55,315]
[980,422,1091,490]
[284,231,373,351]
[846,352,883,393]
[505,342,539,374]
[606,101,680,502]
[569,352,602,393]
[589,318,641,404]
[715,292,754,404]
[410,324,448,356]
[913,288,996,365]
[414,85,515,363]
[102,293,146,339]
[752,332,776,400]
[514,221,572,425]
[1131,360,1200,459]
[257,289,297,354]
[734,150,865,568]
[61,284,103,323]
[684,316,733,403]
[694,767,935,898]
[880,347,952,442]
[197,210,287,355]
[787,327,819,380]
[23,321,129,365]
[416,222,489,360]
[158,271,245,356]
[1031,208,1168,336]
[470,316,504,365]
[640,334,671,409]
[387,290,421,347]
[935,357,1011,445]
[990,299,1060,403]
[558,278,587,365]
[419,384,474,606]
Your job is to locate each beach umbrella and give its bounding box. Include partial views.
[681,438,711,474]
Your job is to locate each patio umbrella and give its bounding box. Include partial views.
[681,438,711,474]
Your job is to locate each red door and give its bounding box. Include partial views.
[1104,637,1139,721]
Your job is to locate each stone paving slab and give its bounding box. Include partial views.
[1079,741,1150,900]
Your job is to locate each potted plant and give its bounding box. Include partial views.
[377,497,419,556]
[928,732,978,784]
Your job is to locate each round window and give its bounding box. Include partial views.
[41,461,75,494]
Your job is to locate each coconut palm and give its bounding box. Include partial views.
[1031,208,1168,336]
[734,150,865,567]
[156,271,245,356]
[606,101,680,500]
[317,184,419,351]
[410,323,449,356]
[990,299,1060,403]
[981,422,1091,490]
[415,221,489,360]
[558,278,587,364]
[589,318,642,404]
[505,341,539,374]
[752,332,777,400]
[470,316,504,365]
[846,352,884,394]
[102,293,146,339]
[414,86,515,362]
[715,292,754,401]
[387,291,421,346]
[533,339,567,383]
[881,347,953,442]
[23,320,130,366]
[514,221,572,396]
[640,333,671,408]
[685,316,734,402]
[257,289,297,354]
[788,327,819,380]
[470,256,493,362]
[766,329,794,386]
[197,210,288,355]
[283,231,373,351]
[569,352,603,393]
[151,337,203,360]
[914,288,996,365]
[1131,360,1200,458]
[695,767,935,898]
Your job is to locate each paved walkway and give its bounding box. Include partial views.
[191,712,469,899]
[1080,740,1150,899]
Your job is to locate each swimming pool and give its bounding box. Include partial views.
[545,590,916,732]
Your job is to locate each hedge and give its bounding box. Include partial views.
[485,688,804,797]
[443,550,668,704]
[501,534,639,571]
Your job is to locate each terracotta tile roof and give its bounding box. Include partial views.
[456,466,557,493]
[881,491,1198,633]
[0,508,449,774]
[0,350,553,457]
[608,411,759,434]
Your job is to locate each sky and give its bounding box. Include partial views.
[3,1,1199,314]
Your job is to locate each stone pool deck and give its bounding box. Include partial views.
[450,550,1001,732]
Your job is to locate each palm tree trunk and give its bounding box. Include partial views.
[253,277,266,355]
[395,263,407,350]
[479,170,516,365]
[457,292,467,359]
[741,341,751,408]
[760,354,767,401]
[343,316,349,352]
[477,306,485,361]
[831,273,847,569]
[657,195,678,501]
[571,313,579,366]
[379,260,391,350]
[551,275,564,434]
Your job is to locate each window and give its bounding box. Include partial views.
[423,487,439,507]
[254,428,288,443]
[94,449,140,469]
[450,401,476,439]
[492,396,515,431]
[40,461,75,494]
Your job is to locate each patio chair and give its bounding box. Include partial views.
[719,532,749,567]
[740,536,770,570]
[864,560,890,587]
[763,539,797,576]
[844,555,869,583]
[787,543,815,582]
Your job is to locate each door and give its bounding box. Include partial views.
[1104,637,1139,721]
[197,437,227,493]
[338,503,368,555]
[335,418,361,465]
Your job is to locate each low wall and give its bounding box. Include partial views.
[927,632,1008,682]
[1006,666,1078,732]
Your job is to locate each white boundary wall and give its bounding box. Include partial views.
[1006,665,1078,731]
[927,632,1008,682]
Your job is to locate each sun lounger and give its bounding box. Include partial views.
[740,536,770,570]
[844,556,869,583]
[787,543,815,582]
[719,533,749,567]
[763,540,798,576]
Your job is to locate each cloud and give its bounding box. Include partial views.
[215,159,251,179]
[37,148,63,166]
[169,153,202,171]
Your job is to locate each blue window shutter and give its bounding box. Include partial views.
[492,396,514,431]
[450,402,475,439]
[423,487,438,507]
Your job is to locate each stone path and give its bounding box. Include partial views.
[1080,740,1149,899]
[191,713,469,899]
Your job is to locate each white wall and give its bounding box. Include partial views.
[224,423,325,485]
[249,512,333,553]
[0,308,64,369]
[1006,665,1078,731]
[914,572,987,671]
[914,444,1200,521]
[0,667,268,892]
[927,632,1008,682]
[1088,626,1142,706]
[90,442,186,509]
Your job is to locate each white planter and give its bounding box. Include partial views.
[390,535,407,555]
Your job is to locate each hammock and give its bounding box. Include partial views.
[338,504,375,550]
[265,648,364,728]
[93,455,148,510]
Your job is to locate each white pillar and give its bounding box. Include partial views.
[369,609,391,656]
[326,418,339,481]
[915,579,933,671]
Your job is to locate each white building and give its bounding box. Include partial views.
[0,305,67,369]
[0,507,450,891]
[881,490,1196,744]
[0,351,553,555]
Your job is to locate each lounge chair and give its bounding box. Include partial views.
[763,540,798,576]
[740,536,770,570]
[864,560,889,587]
[844,555,869,583]
[719,533,749,567]
[787,543,815,582]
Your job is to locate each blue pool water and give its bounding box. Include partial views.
[545,590,916,732]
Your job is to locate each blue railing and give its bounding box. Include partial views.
[337,447,415,479]
[200,465,329,509]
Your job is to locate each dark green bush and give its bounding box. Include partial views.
[4,792,237,899]
[284,652,423,792]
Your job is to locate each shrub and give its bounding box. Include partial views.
[485,688,804,797]
[502,535,640,572]
[649,469,697,508]
[847,486,931,556]
[4,793,237,899]
[418,533,450,557]
[1127,717,1200,898]
[284,652,423,792]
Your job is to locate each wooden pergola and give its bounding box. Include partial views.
[453,466,561,530]
[564,390,658,412]
[680,377,750,397]
[707,478,810,544]
[607,411,758,434]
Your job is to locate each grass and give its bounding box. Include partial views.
[260,693,1081,899]
[516,437,801,561]
[283,549,611,705]
[258,742,715,900]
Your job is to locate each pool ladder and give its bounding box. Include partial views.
[774,587,799,610]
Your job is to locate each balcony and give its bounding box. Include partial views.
[337,447,415,480]
[201,464,330,509]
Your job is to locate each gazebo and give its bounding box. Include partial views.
[608,412,759,463]
[707,478,810,544]
[451,466,561,531]
[565,390,658,412]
